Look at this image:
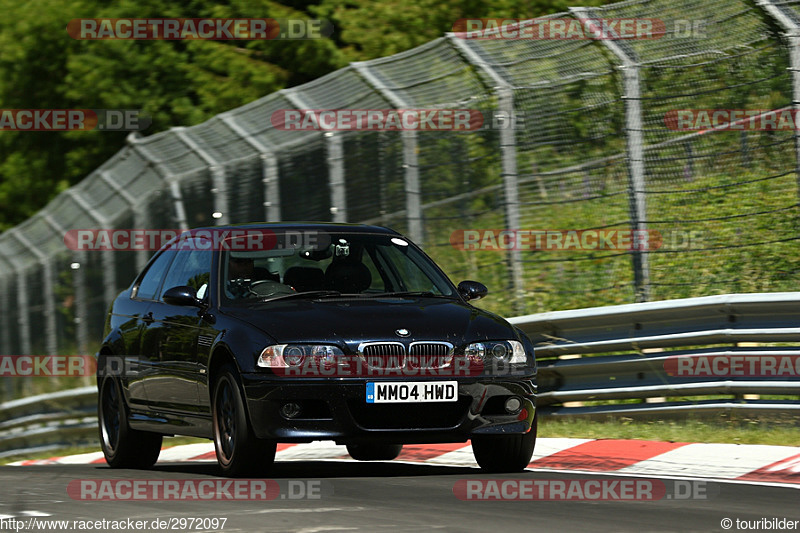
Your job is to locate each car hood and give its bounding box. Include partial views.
[223,296,518,346]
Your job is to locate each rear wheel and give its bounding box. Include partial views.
[212,364,276,477]
[98,377,162,468]
[471,415,537,473]
[346,443,403,461]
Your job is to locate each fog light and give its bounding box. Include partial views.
[280,402,302,419]
[504,396,522,414]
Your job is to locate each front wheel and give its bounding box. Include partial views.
[346,443,403,461]
[98,377,162,469]
[212,364,276,477]
[471,415,537,473]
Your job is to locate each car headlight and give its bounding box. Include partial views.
[464,340,527,364]
[258,344,344,368]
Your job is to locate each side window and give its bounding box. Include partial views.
[160,247,213,302]
[134,250,176,300]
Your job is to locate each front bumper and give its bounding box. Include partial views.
[241,374,537,444]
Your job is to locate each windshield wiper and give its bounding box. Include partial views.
[372,291,442,298]
[260,290,342,302]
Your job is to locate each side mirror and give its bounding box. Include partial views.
[457,280,488,301]
[163,286,203,307]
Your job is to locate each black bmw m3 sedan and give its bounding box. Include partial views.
[97,223,537,476]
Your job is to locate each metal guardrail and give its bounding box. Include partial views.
[511,292,800,419]
[0,386,96,458]
[2,292,799,456]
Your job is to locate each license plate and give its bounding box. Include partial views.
[366,381,458,403]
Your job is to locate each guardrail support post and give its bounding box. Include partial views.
[572,7,651,302]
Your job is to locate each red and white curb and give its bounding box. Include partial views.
[9,439,800,487]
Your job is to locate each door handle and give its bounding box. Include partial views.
[142,311,154,325]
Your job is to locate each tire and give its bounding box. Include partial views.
[212,364,276,477]
[471,415,537,473]
[346,443,403,461]
[98,377,162,469]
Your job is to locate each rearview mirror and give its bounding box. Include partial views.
[457,280,488,301]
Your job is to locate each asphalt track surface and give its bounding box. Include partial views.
[0,460,797,532]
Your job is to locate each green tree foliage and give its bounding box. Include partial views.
[0,0,344,231]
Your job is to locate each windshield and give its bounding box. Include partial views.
[219,230,456,304]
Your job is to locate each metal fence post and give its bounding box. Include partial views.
[282,90,348,222]
[0,255,13,400]
[0,253,14,355]
[0,269,11,356]
[99,170,148,271]
[127,135,189,231]
[572,7,651,302]
[262,154,281,222]
[71,252,89,355]
[38,215,91,357]
[66,190,119,311]
[220,114,282,221]
[351,62,424,244]
[326,132,347,223]
[42,212,86,355]
[447,35,525,312]
[174,128,229,225]
[400,130,422,243]
[8,256,32,358]
[756,0,800,202]
[8,230,58,357]
[132,201,149,273]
